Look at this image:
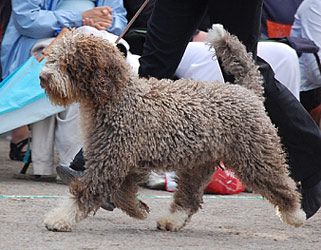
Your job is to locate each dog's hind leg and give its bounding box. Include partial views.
[224,128,306,227]
[112,172,150,219]
[157,164,214,232]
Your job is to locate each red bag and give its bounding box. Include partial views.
[205,162,245,195]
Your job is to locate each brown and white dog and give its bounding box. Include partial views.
[41,24,305,232]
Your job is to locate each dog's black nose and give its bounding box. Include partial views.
[39,72,49,87]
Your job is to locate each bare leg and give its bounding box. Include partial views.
[11,126,30,143]
[157,164,214,231]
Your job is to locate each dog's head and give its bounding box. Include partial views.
[40,30,130,106]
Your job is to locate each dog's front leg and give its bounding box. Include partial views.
[112,171,150,219]
[157,164,214,232]
[44,195,86,232]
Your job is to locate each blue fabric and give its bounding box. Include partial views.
[57,0,95,11]
[0,56,47,115]
[1,0,127,78]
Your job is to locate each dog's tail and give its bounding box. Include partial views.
[207,24,264,99]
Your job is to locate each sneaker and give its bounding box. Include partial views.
[301,179,321,219]
[145,171,166,190]
[56,165,84,185]
[165,172,177,192]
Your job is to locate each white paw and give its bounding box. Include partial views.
[44,216,72,232]
[207,24,226,43]
[276,207,306,227]
[44,196,81,232]
[156,210,190,232]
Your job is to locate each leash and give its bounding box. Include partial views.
[115,0,150,44]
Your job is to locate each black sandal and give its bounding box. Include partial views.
[9,138,31,162]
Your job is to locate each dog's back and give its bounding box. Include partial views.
[112,75,267,170]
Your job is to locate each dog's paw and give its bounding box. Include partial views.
[132,200,150,220]
[276,207,306,227]
[156,210,190,232]
[207,24,226,43]
[44,219,72,232]
[138,200,150,214]
[44,214,73,232]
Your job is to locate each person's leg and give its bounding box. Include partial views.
[10,126,29,144]
[175,42,224,82]
[9,126,30,161]
[208,0,262,57]
[55,104,82,168]
[257,57,321,184]
[257,57,321,218]
[139,0,209,79]
[31,116,56,175]
[257,41,301,100]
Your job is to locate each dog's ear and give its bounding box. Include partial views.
[66,35,130,103]
[116,43,128,58]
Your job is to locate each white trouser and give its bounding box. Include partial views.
[175,42,224,82]
[31,104,82,175]
[178,41,301,99]
[257,41,301,100]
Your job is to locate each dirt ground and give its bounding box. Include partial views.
[0,135,320,250]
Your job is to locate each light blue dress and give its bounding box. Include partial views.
[1,0,127,78]
[291,0,321,91]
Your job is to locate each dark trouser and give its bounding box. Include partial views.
[258,58,321,188]
[139,0,262,79]
[139,0,321,187]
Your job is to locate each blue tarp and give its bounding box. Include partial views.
[0,56,64,133]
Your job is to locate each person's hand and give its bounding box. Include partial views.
[82,7,113,30]
[192,30,208,42]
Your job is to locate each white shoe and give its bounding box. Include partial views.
[146,171,166,190]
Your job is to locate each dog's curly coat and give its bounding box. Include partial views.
[41,25,305,232]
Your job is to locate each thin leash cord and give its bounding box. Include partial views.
[115,0,150,44]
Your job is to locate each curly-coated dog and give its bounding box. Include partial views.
[41,24,305,232]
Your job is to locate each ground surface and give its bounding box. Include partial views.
[0,135,320,250]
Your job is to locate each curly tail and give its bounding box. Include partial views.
[207,24,264,99]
